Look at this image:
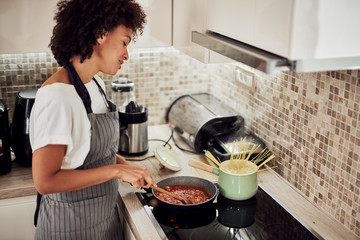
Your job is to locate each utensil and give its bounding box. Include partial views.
[189,159,258,201]
[152,185,192,204]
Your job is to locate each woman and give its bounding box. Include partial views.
[29,0,156,239]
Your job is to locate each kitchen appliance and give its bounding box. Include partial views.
[166,93,266,161]
[111,77,136,109]
[190,0,360,73]
[118,101,148,156]
[0,100,12,175]
[11,88,38,166]
[137,184,320,239]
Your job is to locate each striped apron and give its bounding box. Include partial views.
[34,63,122,240]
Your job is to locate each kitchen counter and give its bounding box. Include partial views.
[0,162,36,199]
[0,125,357,240]
[118,124,358,240]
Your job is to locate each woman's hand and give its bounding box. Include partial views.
[114,163,156,189]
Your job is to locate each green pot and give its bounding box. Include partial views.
[189,159,258,200]
[202,160,257,201]
[216,160,258,200]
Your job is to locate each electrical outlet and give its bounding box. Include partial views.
[235,66,256,92]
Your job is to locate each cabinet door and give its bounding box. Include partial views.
[173,0,233,63]
[0,195,36,240]
[172,0,208,61]
[290,0,360,59]
[205,0,292,58]
[130,0,172,48]
[206,0,255,45]
[253,0,293,58]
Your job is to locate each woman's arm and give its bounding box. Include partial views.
[32,144,156,195]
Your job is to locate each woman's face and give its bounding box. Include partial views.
[94,25,132,75]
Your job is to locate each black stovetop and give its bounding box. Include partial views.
[136,186,320,240]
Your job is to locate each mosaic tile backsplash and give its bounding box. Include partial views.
[0,47,359,237]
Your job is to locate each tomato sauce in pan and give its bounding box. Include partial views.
[155,185,212,205]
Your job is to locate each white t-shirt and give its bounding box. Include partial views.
[29,75,109,169]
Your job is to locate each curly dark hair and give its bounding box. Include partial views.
[50,0,146,66]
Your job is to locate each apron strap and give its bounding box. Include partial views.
[63,61,116,113]
[34,192,42,226]
[92,77,116,112]
[63,61,93,114]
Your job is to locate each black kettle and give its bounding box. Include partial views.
[11,88,38,166]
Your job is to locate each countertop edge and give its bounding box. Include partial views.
[257,167,358,240]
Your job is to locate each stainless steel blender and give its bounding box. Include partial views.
[111,78,148,156]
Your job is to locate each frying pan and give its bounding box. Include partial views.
[151,176,218,210]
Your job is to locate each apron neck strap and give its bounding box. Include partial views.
[92,77,116,112]
[63,61,116,113]
[64,61,93,114]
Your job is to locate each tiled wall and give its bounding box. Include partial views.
[0,47,358,237]
[210,62,360,237]
[0,49,210,124]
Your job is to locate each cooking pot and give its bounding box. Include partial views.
[151,176,218,210]
[189,159,258,201]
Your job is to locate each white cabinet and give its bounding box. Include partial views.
[173,0,233,63]
[199,0,360,72]
[0,195,36,240]
[206,0,360,60]
[206,0,293,59]
[130,0,172,49]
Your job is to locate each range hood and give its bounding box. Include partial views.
[192,31,360,74]
[192,31,292,74]
[190,0,360,74]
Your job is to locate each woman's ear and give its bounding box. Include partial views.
[97,34,106,45]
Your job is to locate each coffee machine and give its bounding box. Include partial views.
[0,100,11,175]
[111,78,148,156]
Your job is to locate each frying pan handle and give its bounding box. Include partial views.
[188,159,219,175]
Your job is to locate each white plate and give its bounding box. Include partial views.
[154,146,182,171]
